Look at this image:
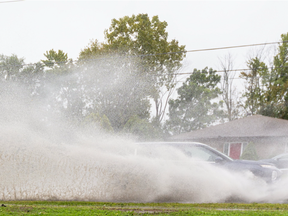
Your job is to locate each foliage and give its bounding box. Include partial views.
[78,39,108,60]
[0,52,151,134]
[240,33,288,119]
[42,49,73,74]
[0,54,24,81]
[0,53,83,124]
[261,33,288,119]
[42,49,68,67]
[79,54,151,132]
[79,14,186,131]
[0,54,46,97]
[83,112,114,132]
[79,41,151,133]
[219,54,243,121]
[166,67,223,134]
[2,25,287,139]
[123,115,162,141]
[240,57,268,115]
[240,142,259,160]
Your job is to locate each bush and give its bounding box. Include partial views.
[240,142,259,160]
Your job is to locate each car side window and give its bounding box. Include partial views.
[182,146,220,162]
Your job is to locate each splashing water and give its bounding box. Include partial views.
[1,124,288,203]
[1,67,288,203]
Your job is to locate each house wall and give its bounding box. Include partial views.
[253,137,288,159]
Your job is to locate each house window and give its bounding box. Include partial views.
[223,142,248,159]
[223,143,229,155]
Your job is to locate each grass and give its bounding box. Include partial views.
[1,201,288,215]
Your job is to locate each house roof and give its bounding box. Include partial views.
[169,115,288,140]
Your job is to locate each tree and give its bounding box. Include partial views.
[79,50,152,131]
[243,33,288,119]
[240,57,268,115]
[219,54,241,121]
[78,39,108,60]
[0,54,45,96]
[240,142,259,160]
[78,14,186,133]
[89,14,185,125]
[264,33,288,119]
[41,49,73,74]
[123,115,161,141]
[38,49,90,122]
[165,67,223,134]
[83,112,114,132]
[0,54,24,81]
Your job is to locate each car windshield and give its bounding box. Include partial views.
[135,143,232,162]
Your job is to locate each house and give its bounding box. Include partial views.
[168,115,288,159]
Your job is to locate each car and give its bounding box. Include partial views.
[259,153,288,172]
[135,142,282,183]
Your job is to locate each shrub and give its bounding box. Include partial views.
[240,142,259,160]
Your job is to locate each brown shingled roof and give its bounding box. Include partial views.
[169,115,288,140]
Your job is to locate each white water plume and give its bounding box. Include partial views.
[1,65,288,203]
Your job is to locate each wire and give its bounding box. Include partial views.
[134,40,288,57]
[1,40,287,70]
[177,68,250,75]
[162,66,288,81]
[77,40,288,60]
[0,0,24,3]
[0,65,287,81]
[17,40,288,67]
[185,41,287,53]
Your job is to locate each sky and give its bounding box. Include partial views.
[0,0,288,74]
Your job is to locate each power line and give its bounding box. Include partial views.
[137,40,288,57]
[185,41,287,54]
[1,40,287,68]
[168,66,288,82]
[1,64,287,80]
[0,0,24,3]
[177,68,250,75]
[173,65,288,76]
[94,40,288,59]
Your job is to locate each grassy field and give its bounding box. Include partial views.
[1,201,288,215]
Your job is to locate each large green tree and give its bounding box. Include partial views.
[242,33,288,119]
[103,14,186,127]
[240,57,268,115]
[264,33,288,119]
[165,67,223,134]
[78,14,186,134]
[79,51,151,132]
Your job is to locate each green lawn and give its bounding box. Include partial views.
[1,201,288,215]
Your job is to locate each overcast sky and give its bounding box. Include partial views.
[1,0,288,73]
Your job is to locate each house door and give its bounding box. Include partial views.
[229,143,242,159]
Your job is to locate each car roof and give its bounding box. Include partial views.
[135,141,233,161]
[136,141,207,146]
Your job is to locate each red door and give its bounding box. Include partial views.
[229,143,242,159]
